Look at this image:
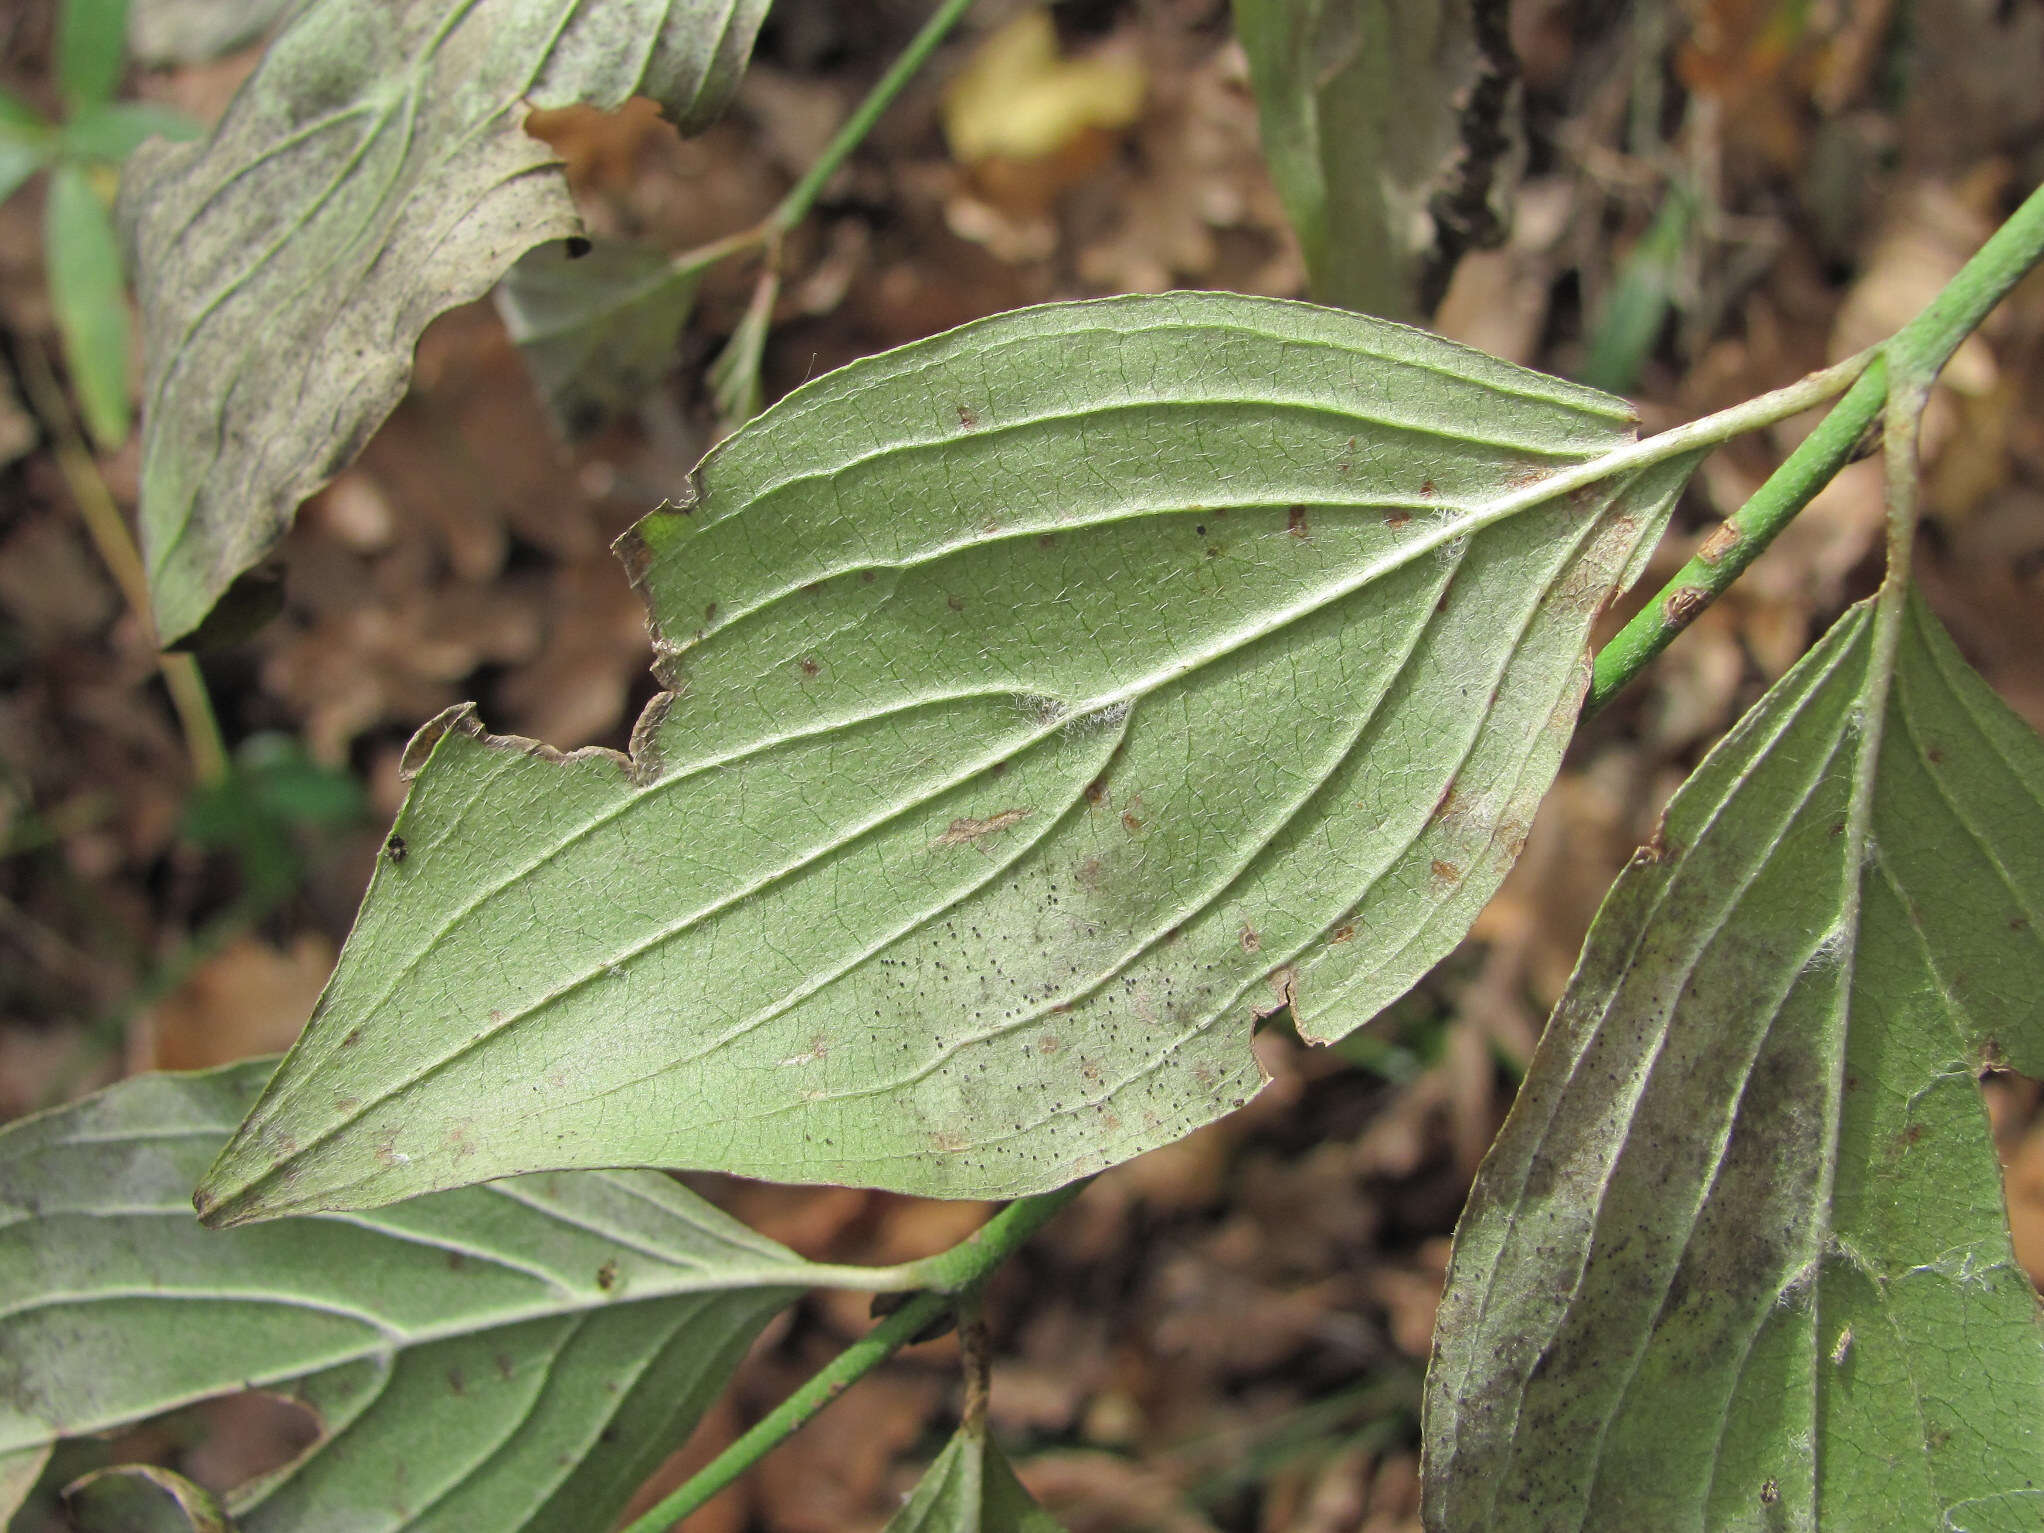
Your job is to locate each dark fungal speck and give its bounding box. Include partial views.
[384,835,407,863]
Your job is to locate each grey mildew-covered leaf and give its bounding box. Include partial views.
[128,0,303,67]
[1425,592,2044,1531]
[196,291,1692,1222]
[0,1061,828,1531]
[1231,0,1480,320]
[119,0,767,645]
[884,1425,1066,1533]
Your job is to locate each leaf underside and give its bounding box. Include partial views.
[199,292,1692,1222]
[119,0,767,645]
[494,238,698,439]
[0,1062,820,1532]
[883,1425,1067,1533]
[1424,593,2044,1532]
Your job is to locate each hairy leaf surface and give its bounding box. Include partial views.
[120,0,766,644]
[198,292,1691,1221]
[884,1425,1066,1533]
[0,1062,829,1531]
[1230,0,1479,319]
[1424,593,2044,1531]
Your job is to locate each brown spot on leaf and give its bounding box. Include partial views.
[933,808,1032,846]
[446,1251,466,1272]
[947,593,966,612]
[860,569,878,584]
[1287,506,1309,538]
[1037,1034,1061,1056]
[1075,858,1103,889]
[1239,923,1261,953]
[384,835,407,864]
[2013,915,2032,933]
[1695,522,1743,565]
[703,601,718,623]
[1038,533,1056,549]
[956,403,979,429]
[1430,782,1459,824]
[1430,858,1460,884]
[1084,777,1109,806]
[1329,924,1356,944]
[341,1028,363,1048]
[1927,745,1944,765]
[596,1260,619,1291]
[1505,467,1552,491]
[1385,508,1412,528]
[797,656,820,677]
[1120,795,1146,834]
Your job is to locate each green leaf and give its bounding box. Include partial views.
[884,1424,1066,1533]
[45,162,132,448]
[1423,591,2044,1531]
[0,1061,835,1531]
[0,88,55,207]
[494,239,697,439]
[1577,190,1691,397]
[64,1466,233,1533]
[1230,0,1478,320]
[119,0,769,648]
[194,292,1695,1223]
[60,0,135,109]
[62,99,203,164]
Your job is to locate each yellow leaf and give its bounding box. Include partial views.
[942,9,1145,165]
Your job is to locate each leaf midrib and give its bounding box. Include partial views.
[240,461,1629,1200]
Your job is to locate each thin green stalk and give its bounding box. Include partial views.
[19,342,227,785]
[1588,178,2044,713]
[620,1181,1083,1533]
[769,0,977,236]
[664,0,978,287]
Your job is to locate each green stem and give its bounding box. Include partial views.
[769,0,977,236]
[620,1180,1084,1533]
[1588,178,2044,713]
[1585,359,1886,715]
[1886,179,2044,386]
[664,0,978,287]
